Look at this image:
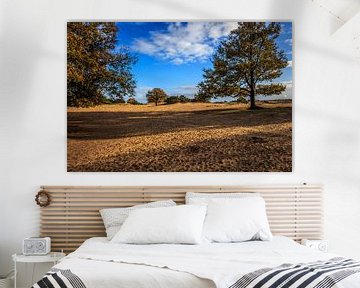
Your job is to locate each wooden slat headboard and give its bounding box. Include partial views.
[39,185,323,253]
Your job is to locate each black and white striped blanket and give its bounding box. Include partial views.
[32,258,360,288]
[230,257,360,288]
[32,268,86,288]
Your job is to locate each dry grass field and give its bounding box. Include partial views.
[67,102,292,172]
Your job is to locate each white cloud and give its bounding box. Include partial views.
[132,40,158,55]
[278,81,292,99]
[134,86,153,103]
[281,81,293,98]
[287,60,292,67]
[281,80,292,85]
[257,81,292,100]
[169,85,199,96]
[132,22,238,65]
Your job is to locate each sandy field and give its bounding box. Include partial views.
[67,102,292,172]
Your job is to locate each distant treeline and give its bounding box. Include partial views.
[101,93,196,105]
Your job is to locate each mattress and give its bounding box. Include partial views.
[35,236,360,288]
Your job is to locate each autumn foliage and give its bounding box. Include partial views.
[146,88,168,106]
[67,22,136,107]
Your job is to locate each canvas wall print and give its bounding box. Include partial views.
[67,21,293,172]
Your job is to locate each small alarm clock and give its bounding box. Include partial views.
[23,237,51,255]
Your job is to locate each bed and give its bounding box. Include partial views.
[33,236,360,288]
[33,185,360,288]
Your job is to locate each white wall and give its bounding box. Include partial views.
[1,0,360,285]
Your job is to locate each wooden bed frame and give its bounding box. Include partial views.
[39,184,323,253]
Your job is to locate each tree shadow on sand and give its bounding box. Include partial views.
[68,106,292,141]
[68,128,292,172]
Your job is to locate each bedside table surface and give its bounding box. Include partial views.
[12,252,66,263]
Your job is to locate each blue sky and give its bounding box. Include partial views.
[116,22,293,103]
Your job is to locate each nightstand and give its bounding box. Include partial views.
[12,252,65,288]
[301,239,328,252]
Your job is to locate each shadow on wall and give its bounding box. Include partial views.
[0,0,62,282]
[132,0,219,18]
[296,104,360,185]
[0,1,61,132]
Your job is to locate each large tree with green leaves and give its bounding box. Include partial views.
[67,22,137,107]
[146,88,167,106]
[196,22,288,109]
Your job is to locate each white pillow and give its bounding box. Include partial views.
[202,197,272,243]
[186,192,259,204]
[111,205,207,244]
[100,200,176,240]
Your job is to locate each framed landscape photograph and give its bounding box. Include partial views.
[67,21,293,172]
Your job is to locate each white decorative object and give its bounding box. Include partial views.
[22,237,51,255]
[12,252,65,288]
[301,239,328,252]
[100,200,176,240]
[201,197,272,243]
[111,205,207,244]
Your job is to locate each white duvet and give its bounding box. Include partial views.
[54,237,360,288]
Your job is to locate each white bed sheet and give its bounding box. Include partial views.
[56,237,214,288]
[56,258,214,288]
[54,236,360,288]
